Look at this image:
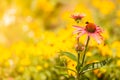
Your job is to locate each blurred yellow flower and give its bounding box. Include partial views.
[117,60,120,67]
[74,4,94,24]
[36,65,43,71]
[86,51,92,57]
[98,45,112,56]
[116,10,120,17]
[100,68,107,73]
[91,0,115,15]
[111,41,120,57]
[44,63,49,68]
[115,18,120,26]
[18,66,25,73]
[36,0,54,13]
[0,47,11,63]
[67,59,76,76]
[20,58,31,66]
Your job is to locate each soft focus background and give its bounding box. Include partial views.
[0,0,120,80]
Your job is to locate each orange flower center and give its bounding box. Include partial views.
[86,23,96,33]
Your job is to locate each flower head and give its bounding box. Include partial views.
[71,13,85,22]
[85,22,96,33]
[73,22,103,44]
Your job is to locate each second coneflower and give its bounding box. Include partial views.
[73,22,103,44]
[71,13,85,23]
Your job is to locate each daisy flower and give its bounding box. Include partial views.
[73,22,103,44]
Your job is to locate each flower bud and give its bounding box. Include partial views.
[75,44,84,52]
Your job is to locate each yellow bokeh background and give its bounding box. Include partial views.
[0,0,120,80]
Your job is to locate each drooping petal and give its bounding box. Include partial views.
[73,25,85,34]
[97,32,103,40]
[90,33,103,44]
[76,31,86,39]
[73,30,82,34]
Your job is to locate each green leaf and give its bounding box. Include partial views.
[80,58,111,73]
[80,75,89,80]
[55,66,76,73]
[60,51,77,61]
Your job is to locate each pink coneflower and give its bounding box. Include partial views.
[73,22,103,44]
[71,13,85,21]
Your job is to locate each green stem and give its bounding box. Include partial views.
[77,51,80,80]
[76,37,81,80]
[81,36,90,66]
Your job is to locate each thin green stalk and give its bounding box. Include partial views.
[77,51,80,80]
[81,36,90,66]
[76,37,81,80]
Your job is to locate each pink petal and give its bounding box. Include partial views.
[76,31,86,39]
[73,30,81,34]
[96,27,104,33]
[73,25,85,34]
[73,25,84,30]
[90,33,103,44]
[97,33,103,40]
